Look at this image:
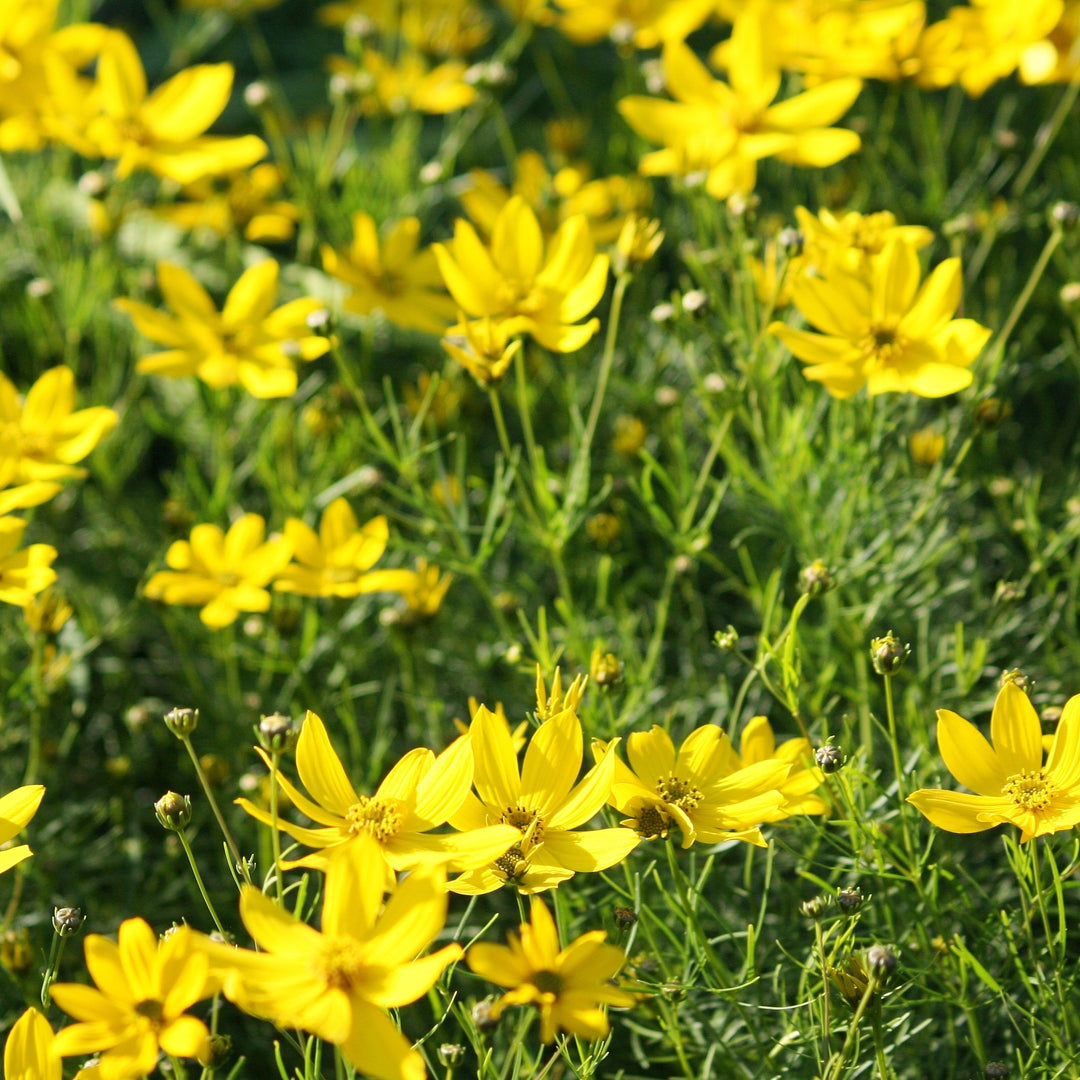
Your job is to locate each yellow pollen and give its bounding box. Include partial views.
[863,325,906,365]
[1003,770,1054,812]
[656,774,702,811]
[531,970,563,995]
[345,795,404,842]
[634,804,671,839]
[501,805,544,842]
[134,999,164,1025]
[495,842,528,879]
[319,936,367,990]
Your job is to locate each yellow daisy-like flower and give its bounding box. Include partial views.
[441,312,523,386]
[322,213,457,336]
[328,50,477,115]
[601,723,791,848]
[433,195,611,353]
[143,513,293,629]
[467,896,636,1043]
[0,785,44,875]
[0,518,57,606]
[237,709,518,874]
[795,206,935,276]
[907,681,1080,842]
[51,29,266,182]
[447,704,640,895]
[202,835,460,1080]
[768,236,992,398]
[618,13,862,200]
[731,715,828,818]
[50,921,212,1079]
[0,367,117,485]
[391,557,454,620]
[116,260,332,399]
[274,501,414,599]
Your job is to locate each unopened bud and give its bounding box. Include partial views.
[52,907,85,937]
[0,928,32,975]
[714,625,740,651]
[590,649,623,688]
[1051,201,1080,229]
[800,559,835,597]
[163,707,199,738]
[471,999,498,1031]
[985,1063,1009,1080]
[1000,669,1032,693]
[836,887,864,915]
[865,944,898,983]
[613,906,638,929]
[200,1034,233,1069]
[815,743,844,774]
[800,895,830,920]
[437,1044,466,1068]
[256,712,299,753]
[870,632,909,675]
[154,791,192,831]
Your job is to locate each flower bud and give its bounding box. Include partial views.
[1051,201,1080,229]
[815,743,844,774]
[613,905,638,929]
[836,887,864,915]
[200,1034,233,1069]
[256,712,299,753]
[800,895,830,920]
[163,707,199,739]
[870,632,909,675]
[53,907,85,937]
[471,999,499,1031]
[590,648,623,688]
[800,559,835,597]
[0,928,32,975]
[1000,668,1032,693]
[714,626,740,651]
[437,1044,466,1068]
[985,1063,1009,1080]
[154,791,192,831]
[865,944,898,983]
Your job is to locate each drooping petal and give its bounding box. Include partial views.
[906,788,1012,833]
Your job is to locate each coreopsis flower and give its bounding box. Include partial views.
[328,50,476,115]
[144,513,293,628]
[795,206,935,276]
[202,836,461,1080]
[460,150,652,246]
[442,313,522,385]
[5,1007,59,1080]
[908,681,1080,842]
[50,921,212,1078]
[274,501,413,598]
[116,260,332,399]
[916,0,1064,94]
[433,196,610,352]
[599,724,791,847]
[614,215,664,273]
[731,715,828,817]
[619,12,862,200]
[322,213,457,335]
[237,709,519,874]
[447,704,640,894]
[319,0,492,55]
[556,0,711,48]
[52,29,266,182]
[0,367,117,484]
[0,518,57,606]
[0,785,44,874]
[392,557,453,619]
[23,587,74,635]
[467,897,636,1042]
[155,164,300,244]
[535,665,587,721]
[768,236,992,398]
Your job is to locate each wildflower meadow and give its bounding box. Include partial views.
[3,0,1080,1077]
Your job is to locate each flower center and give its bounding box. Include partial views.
[345,795,404,842]
[656,773,702,811]
[634,803,671,839]
[319,936,366,990]
[531,970,563,996]
[134,999,164,1026]
[494,842,528,880]
[500,805,545,842]
[1003,769,1055,811]
[862,324,907,365]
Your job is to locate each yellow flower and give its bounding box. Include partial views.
[4,1007,59,1080]
[54,30,266,182]
[434,196,610,353]
[442,312,523,385]
[468,896,636,1042]
[275,502,412,599]
[795,205,935,276]
[155,165,300,244]
[237,709,519,874]
[116,260,332,399]
[202,835,461,1080]
[328,49,477,115]
[50,921,212,1078]
[0,517,56,606]
[144,513,293,629]
[734,715,828,817]
[0,367,117,485]
[556,0,712,49]
[319,0,492,56]
[600,723,791,847]
[22,586,73,635]
[908,681,1080,842]
[322,213,457,336]
[447,704,640,894]
[392,558,453,619]
[618,13,862,199]
[768,236,992,398]
[0,785,44,874]
[535,665,588,720]
[909,426,946,466]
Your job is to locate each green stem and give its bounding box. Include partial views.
[1012,76,1080,198]
[269,749,285,905]
[579,272,630,465]
[39,931,68,1009]
[180,735,251,887]
[881,673,915,865]
[176,828,228,937]
[22,630,47,786]
[816,919,833,1069]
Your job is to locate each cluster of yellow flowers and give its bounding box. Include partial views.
[143,501,452,628]
[765,207,993,398]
